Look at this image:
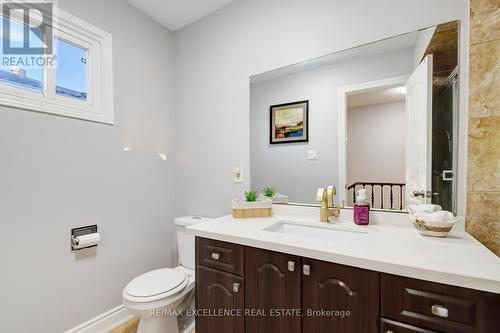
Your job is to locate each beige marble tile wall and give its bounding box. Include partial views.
[467,0,500,255]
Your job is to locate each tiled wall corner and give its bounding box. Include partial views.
[468,40,500,118]
[466,192,500,254]
[467,0,500,255]
[470,0,500,45]
[467,117,500,193]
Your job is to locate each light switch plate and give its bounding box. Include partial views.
[307,150,318,160]
[233,163,244,183]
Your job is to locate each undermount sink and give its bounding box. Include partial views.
[264,220,368,242]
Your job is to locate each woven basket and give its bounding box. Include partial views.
[231,198,273,218]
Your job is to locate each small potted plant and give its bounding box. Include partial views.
[260,186,289,204]
[245,189,258,202]
[263,187,276,199]
[231,189,272,218]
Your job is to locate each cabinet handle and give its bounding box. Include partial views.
[233,282,240,293]
[288,261,295,272]
[211,252,220,260]
[431,304,449,318]
[303,264,311,276]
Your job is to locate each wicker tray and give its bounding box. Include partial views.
[231,198,273,218]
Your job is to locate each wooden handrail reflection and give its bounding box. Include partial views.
[347,182,405,210]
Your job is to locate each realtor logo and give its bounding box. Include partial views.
[2,1,53,55]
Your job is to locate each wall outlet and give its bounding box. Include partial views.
[307,150,318,160]
[233,163,244,183]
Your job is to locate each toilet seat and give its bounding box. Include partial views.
[124,268,189,303]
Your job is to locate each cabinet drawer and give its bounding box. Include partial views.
[380,318,437,333]
[196,237,244,276]
[381,273,500,333]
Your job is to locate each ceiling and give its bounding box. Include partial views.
[347,86,406,108]
[127,0,235,31]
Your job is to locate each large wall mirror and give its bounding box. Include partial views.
[250,21,459,213]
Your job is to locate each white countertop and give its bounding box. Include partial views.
[187,205,500,294]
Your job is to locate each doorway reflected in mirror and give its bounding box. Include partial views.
[345,85,406,210]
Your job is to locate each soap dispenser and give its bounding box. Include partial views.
[354,189,370,225]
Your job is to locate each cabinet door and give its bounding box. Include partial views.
[196,265,244,333]
[245,247,301,333]
[302,259,379,333]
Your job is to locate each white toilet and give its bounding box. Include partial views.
[122,216,209,333]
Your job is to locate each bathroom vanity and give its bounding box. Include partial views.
[189,207,500,333]
[189,18,500,333]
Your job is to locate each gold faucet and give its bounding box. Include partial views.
[318,186,340,222]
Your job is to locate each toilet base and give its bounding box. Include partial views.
[123,266,195,333]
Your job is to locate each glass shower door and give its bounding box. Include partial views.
[431,71,458,213]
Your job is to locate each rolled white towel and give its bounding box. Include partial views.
[428,210,454,222]
[408,204,442,214]
[413,210,455,225]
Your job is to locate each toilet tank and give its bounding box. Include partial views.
[175,216,210,270]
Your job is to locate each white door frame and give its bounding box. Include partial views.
[337,75,409,207]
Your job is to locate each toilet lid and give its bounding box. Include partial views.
[126,268,187,298]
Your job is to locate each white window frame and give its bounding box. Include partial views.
[0,7,114,124]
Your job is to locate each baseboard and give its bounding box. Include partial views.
[64,305,134,333]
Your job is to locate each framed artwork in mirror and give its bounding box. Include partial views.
[270,100,309,144]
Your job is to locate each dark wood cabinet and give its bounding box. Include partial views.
[302,258,379,333]
[196,237,244,275]
[195,265,244,333]
[195,237,500,333]
[381,273,500,333]
[245,247,301,333]
[380,318,437,333]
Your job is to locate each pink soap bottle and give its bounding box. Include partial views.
[354,189,370,225]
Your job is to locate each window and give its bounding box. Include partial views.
[55,38,88,101]
[0,5,113,124]
[0,17,44,93]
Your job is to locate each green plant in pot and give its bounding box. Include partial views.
[263,187,276,198]
[244,190,258,202]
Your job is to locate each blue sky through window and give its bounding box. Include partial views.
[0,17,87,100]
[55,38,87,100]
[0,17,43,91]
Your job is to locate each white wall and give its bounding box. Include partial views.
[174,0,469,217]
[346,102,406,208]
[0,1,176,332]
[347,102,406,185]
[250,49,413,204]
